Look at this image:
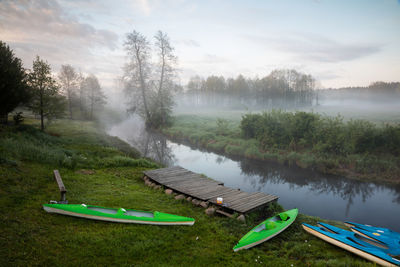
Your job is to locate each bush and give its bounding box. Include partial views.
[240,110,400,157]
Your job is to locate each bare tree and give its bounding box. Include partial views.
[58,65,78,119]
[153,30,176,126]
[82,74,106,120]
[123,30,152,125]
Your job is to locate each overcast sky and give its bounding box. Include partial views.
[1,0,400,94]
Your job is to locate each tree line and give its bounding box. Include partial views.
[0,41,106,130]
[180,69,316,109]
[317,82,400,103]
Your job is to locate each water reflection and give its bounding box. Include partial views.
[128,129,175,166]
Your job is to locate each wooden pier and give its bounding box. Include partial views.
[143,166,278,214]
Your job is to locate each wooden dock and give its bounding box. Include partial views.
[143,166,278,214]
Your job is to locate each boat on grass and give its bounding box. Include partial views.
[303,222,400,266]
[43,203,195,226]
[345,221,400,241]
[233,208,298,252]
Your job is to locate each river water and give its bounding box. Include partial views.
[109,118,400,232]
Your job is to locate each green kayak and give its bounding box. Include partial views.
[233,208,298,252]
[43,203,195,226]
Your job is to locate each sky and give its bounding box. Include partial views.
[1,0,400,96]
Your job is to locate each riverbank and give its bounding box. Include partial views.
[0,119,374,266]
[162,114,400,184]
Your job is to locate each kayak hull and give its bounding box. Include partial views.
[43,204,195,226]
[303,223,400,267]
[233,208,298,252]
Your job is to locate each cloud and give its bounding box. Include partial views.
[246,32,382,63]
[0,0,120,90]
[0,0,118,49]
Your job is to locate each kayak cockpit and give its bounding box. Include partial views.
[87,206,154,218]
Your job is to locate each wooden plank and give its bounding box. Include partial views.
[53,170,67,202]
[150,171,193,181]
[229,195,272,209]
[231,195,278,212]
[209,191,247,204]
[173,182,217,192]
[161,174,209,184]
[154,171,198,181]
[223,192,264,206]
[142,166,278,214]
[198,188,237,199]
[173,179,218,189]
[144,166,182,176]
[145,169,190,180]
[215,209,234,218]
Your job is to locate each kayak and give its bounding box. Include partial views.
[233,208,298,252]
[43,203,195,226]
[345,221,400,240]
[303,222,400,266]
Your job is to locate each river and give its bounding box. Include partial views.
[108,117,400,232]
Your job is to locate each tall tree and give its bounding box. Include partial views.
[82,74,106,120]
[123,30,152,125]
[0,41,30,124]
[153,31,176,126]
[58,65,78,119]
[28,56,66,130]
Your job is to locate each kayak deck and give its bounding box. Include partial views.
[233,209,298,252]
[303,223,400,266]
[43,204,195,226]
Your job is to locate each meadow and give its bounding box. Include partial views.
[0,119,375,266]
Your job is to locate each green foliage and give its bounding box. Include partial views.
[28,56,67,130]
[0,41,30,123]
[241,110,400,157]
[0,120,142,169]
[216,118,229,135]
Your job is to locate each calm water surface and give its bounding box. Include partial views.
[109,118,400,232]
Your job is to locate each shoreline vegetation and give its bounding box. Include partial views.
[161,111,400,184]
[0,118,374,266]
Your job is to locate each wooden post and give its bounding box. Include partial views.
[53,170,67,202]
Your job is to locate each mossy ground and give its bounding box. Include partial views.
[0,119,374,266]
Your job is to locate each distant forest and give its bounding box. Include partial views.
[177,69,400,109]
[318,81,400,104]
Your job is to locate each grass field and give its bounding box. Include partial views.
[0,119,375,266]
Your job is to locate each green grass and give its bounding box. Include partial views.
[0,119,376,266]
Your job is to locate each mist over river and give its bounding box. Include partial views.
[109,117,400,232]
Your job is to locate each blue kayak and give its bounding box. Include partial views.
[303,222,400,266]
[345,221,400,241]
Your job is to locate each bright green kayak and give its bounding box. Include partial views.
[43,203,195,226]
[233,208,298,252]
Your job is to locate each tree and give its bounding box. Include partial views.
[123,30,152,125]
[58,65,78,119]
[82,74,106,120]
[0,41,30,124]
[123,30,178,128]
[28,56,66,131]
[153,30,176,126]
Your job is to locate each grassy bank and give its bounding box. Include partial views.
[162,113,400,184]
[0,119,374,266]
